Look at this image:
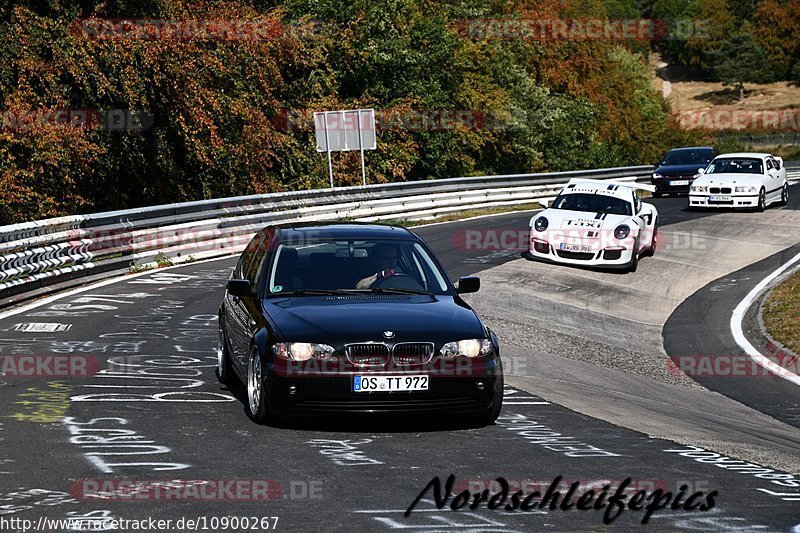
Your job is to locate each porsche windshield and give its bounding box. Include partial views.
[551,193,632,216]
[706,158,764,175]
[267,239,450,296]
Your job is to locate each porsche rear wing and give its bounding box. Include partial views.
[566,178,657,193]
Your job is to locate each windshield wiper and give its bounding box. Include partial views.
[365,287,434,296]
[270,289,349,296]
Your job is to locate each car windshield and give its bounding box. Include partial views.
[706,158,763,175]
[267,239,451,296]
[551,193,632,216]
[662,149,713,166]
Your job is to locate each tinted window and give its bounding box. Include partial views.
[706,158,764,175]
[267,239,450,295]
[552,193,632,216]
[241,232,270,287]
[662,149,713,166]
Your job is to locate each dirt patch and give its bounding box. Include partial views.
[649,53,800,115]
[666,80,800,112]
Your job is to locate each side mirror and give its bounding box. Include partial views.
[456,276,480,294]
[227,279,254,298]
[538,198,552,209]
[697,168,705,175]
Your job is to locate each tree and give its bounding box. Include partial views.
[709,33,773,101]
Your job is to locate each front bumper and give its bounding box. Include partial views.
[688,193,759,208]
[652,178,694,194]
[264,358,501,417]
[525,238,635,269]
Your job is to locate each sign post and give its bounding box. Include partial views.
[314,109,376,188]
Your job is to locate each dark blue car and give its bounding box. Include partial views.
[218,223,503,425]
[651,147,715,197]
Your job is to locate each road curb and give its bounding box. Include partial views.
[751,264,800,374]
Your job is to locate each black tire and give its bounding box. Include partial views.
[778,184,789,206]
[756,188,766,212]
[475,363,504,426]
[652,190,662,198]
[628,246,639,273]
[644,219,658,257]
[247,346,271,424]
[216,319,233,384]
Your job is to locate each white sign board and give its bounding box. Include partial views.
[314,110,376,152]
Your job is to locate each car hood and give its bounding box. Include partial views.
[263,295,485,344]
[693,173,764,186]
[655,164,707,176]
[535,209,631,231]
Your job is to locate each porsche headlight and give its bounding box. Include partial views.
[272,342,335,361]
[440,339,494,358]
[614,224,630,240]
[652,173,662,179]
[533,216,549,232]
[735,186,757,193]
[691,185,708,193]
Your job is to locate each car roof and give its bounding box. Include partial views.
[668,146,714,152]
[272,222,416,241]
[714,153,770,159]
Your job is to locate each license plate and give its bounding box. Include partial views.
[354,375,429,392]
[559,243,591,253]
[709,195,731,201]
[669,180,689,186]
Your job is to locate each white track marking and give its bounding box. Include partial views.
[730,251,800,386]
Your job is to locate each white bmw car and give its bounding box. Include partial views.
[688,152,789,211]
[525,179,658,272]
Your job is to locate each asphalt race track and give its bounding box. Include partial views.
[0,189,799,532]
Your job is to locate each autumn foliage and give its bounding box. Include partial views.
[0,0,706,224]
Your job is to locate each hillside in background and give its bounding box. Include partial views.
[1,0,785,224]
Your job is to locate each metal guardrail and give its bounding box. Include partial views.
[0,165,653,308]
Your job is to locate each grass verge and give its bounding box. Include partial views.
[762,269,800,355]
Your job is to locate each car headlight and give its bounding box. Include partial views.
[652,173,662,179]
[614,224,630,240]
[735,186,756,193]
[533,217,548,232]
[272,342,335,361]
[691,185,708,193]
[440,339,494,358]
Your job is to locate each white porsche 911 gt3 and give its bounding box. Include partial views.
[688,152,789,211]
[524,179,658,272]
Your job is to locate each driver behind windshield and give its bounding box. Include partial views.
[356,243,400,289]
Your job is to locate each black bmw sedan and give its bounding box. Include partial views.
[217,223,503,425]
[651,146,715,197]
